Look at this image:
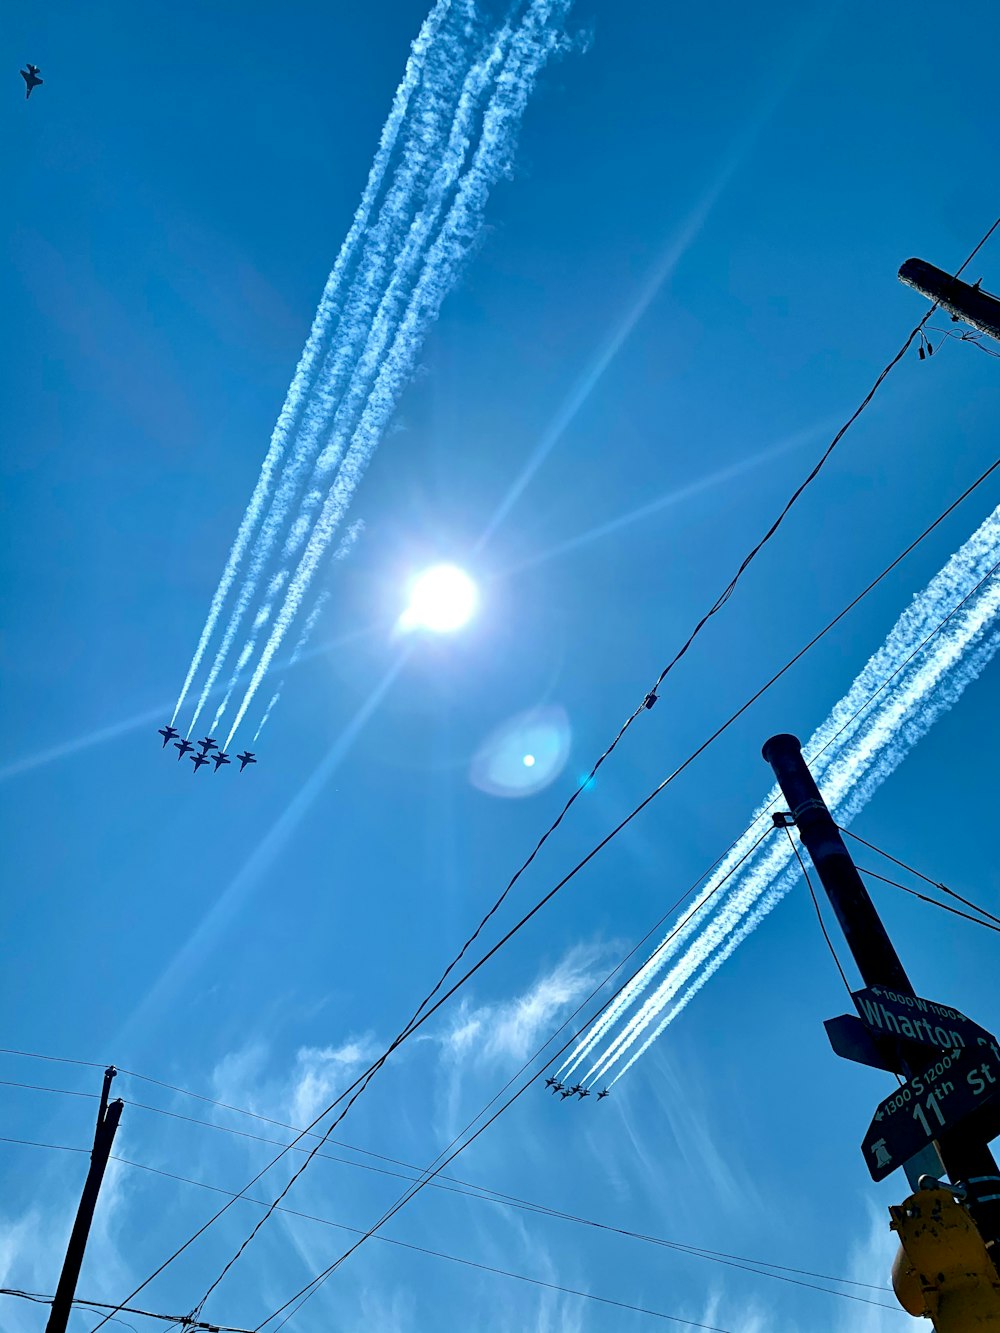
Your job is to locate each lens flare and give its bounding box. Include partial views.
[470,706,571,798]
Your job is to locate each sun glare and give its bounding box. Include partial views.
[401,564,478,633]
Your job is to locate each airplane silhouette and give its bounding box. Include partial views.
[212,751,231,772]
[569,1084,583,1097]
[236,751,256,772]
[597,1089,610,1100]
[559,1089,573,1099]
[158,725,179,748]
[545,1076,559,1088]
[576,1087,590,1099]
[191,753,210,773]
[174,739,195,761]
[549,1082,564,1095]
[197,737,218,756]
[21,65,42,99]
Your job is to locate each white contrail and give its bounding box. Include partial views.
[573,503,1000,1084]
[198,15,516,738]
[223,0,572,748]
[185,3,476,736]
[251,522,366,745]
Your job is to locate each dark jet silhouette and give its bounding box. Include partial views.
[569,1085,583,1097]
[197,736,218,756]
[174,739,195,761]
[549,1082,564,1095]
[21,65,42,99]
[560,1088,573,1099]
[191,753,210,773]
[545,1077,559,1088]
[212,751,231,772]
[158,725,179,748]
[597,1089,610,1100]
[236,751,256,772]
[576,1087,590,1099]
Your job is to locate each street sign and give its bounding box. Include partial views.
[852,985,997,1055]
[825,1013,905,1074]
[862,1045,1000,1182]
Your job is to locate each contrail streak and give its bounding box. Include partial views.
[187,7,481,736]
[186,0,477,735]
[224,0,572,749]
[567,503,1000,1085]
[251,522,366,744]
[201,14,517,738]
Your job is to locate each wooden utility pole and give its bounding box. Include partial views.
[898,257,1000,344]
[45,1066,124,1333]
[762,735,1000,1328]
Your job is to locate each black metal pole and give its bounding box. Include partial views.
[45,1068,124,1333]
[762,734,1000,1247]
[761,733,913,993]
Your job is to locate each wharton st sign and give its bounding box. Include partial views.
[852,986,996,1054]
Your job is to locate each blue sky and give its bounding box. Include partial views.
[2,1,999,1330]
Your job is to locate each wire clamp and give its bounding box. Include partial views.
[642,692,658,710]
[772,811,796,828]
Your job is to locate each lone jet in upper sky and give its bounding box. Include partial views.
[20,65,42,99]
[191,753,210,773]
[174,739,195,761]
[197,737,218,756]
[597,1089,610,1100]
[236,751,256,772]
[158,725,179,748]
[212,751,231,772]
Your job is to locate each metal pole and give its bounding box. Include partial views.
[761,734,1000,1246]
[45,1067,125,1333]
[761,733,913,993]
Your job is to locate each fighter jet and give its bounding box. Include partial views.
[549,1082,564,1095]
[158,725,179,748]
[545,1077,559,1088]
[212,751,231,772]
[197,737,218,756]
[20,65,42,99]
[559,1088,574,1099]
[569,1085,583,1097]
[576,1087,590,1099]
[597,1089,610,1100]
[191,753,210,773]
[236,751,256,772]
[174,739,195,761]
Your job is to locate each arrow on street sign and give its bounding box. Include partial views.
[862,1044,1000,1182]
[852,986,997,1055]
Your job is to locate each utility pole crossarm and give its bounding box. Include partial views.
[898,257,1000,344]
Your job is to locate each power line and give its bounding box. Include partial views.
[856,865,1000,935]
[91,448,1000,1330]
[0,1135,898,1326]
[396,211,1000,1044]
[0,1287,252,1333]
[784,827,852,994]
[839,828,1000,928]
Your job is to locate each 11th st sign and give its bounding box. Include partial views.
[862,1044,1000,1181]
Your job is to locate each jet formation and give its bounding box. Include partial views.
[545,1076,609,1103]
[158,727,256,775]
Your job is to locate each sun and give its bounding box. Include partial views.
[400,564,478,633]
